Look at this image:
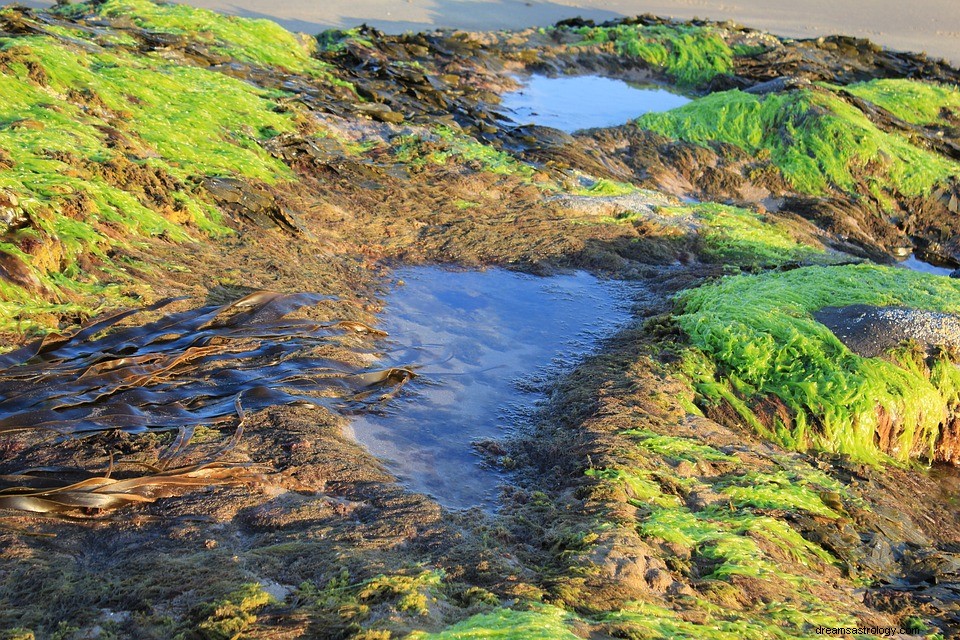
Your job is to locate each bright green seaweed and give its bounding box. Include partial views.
[414,599,864,640]
[601,600,864,640]
[410,605,580,639]
[637,84,960,198]
[656,202,825,266]
[393,125,538,179]
[0,13,303,330]
[844,78,960,126]
[191,583,275,640]
[573,24,734,86]
[76,0,329,76]
[601,201,828,267]
[677,265,960,462]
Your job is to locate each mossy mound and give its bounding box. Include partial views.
[64,0,337,78]
[844,78,960,126]
[572,23,735,86]
[621,202,829,267]
[410,605,579,639]
[0,2,328,332]
[637,82,960,201]
[677,264,960,463]
[188,583,275,640]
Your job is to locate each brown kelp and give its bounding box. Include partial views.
[0,291,411,517]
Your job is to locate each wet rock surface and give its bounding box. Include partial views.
[816,304,960,358]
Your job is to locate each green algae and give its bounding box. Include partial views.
[844,79,960,126]
[0,282,132,335]
[731,43,771,57]
[676,264,960,462]
[637,85,959,198]
[585,467,684,508]
[0,0,373,333]
[10,37,296,181]
[0,17,303,330]
[573,24,733,86]
[641,500,837,580]
[410,604,580,640]
[610,202,826,267]
[316,27,377,53]
[188,583,275,640]
[714,470,840,517]
[602,601,863,640]
[622,428,737,463]
[660,203,824,266]
[393,126,537,179]
[415,594,861,639]
[81,0,333,78]
[574,423,871,639]
[298,569,450,637]
[593,428,840,581]
[433,126,536,178]
[356,571,443,616]
[573,178,637,196]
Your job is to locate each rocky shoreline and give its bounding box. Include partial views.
[0,1,958,638]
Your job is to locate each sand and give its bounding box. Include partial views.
[20,0,960,65]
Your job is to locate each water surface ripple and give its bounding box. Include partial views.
[348,267,637,510]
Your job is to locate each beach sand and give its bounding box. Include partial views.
[21,0,960,64]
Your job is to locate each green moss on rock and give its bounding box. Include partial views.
[844,78,960,126]
[604,201,829,268]
[410,604,580,640]
[0,10,306,330]
[574,24,734,86]
[676,265,960,463]
[393,125,538,179]
[656,202,826,266]
[637,85,959,198]
[601,600,860,640]
[81,0,329,76]
[188,583,275,640]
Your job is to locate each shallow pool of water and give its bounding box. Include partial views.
[347,267,636,510]
[499,74,690,133]
[899,253,955,277]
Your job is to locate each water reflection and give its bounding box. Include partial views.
[500,74,690,132]
[348,267,636,510]
[899,253,955,277]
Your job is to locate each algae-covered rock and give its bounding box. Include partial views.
[189,583,276,640]
[677,265,960,463]
[636,84,959,199]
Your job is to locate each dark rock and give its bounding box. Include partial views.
[780,196,905,262]
[554,17,596,29]
[352,102,404,124]
[815,304,960,359]
[863,533,898,577]
[744,76,812,94]
[202,177,310,235]
[264,133,344,165]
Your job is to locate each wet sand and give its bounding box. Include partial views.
[20,0,960,65]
